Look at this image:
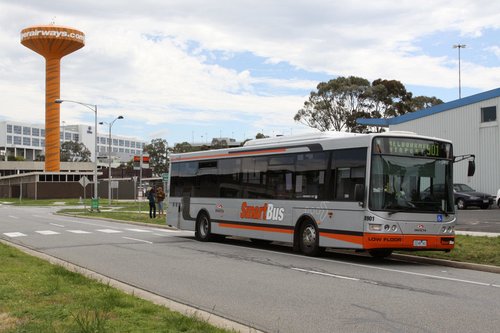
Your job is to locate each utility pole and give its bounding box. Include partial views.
[453,44,466,99]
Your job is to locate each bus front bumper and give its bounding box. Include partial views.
[364,233,455,251]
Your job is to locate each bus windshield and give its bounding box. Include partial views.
[369,137,454,214]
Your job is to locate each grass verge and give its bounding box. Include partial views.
[58,209,166,226]
[398,234,500,266]
[0,242,231,333]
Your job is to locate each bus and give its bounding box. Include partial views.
[167,131,467,258]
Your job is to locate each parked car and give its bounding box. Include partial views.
[496,189,500,208]
[453,183,494,209]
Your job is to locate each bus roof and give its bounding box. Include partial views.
[169,131,451,162]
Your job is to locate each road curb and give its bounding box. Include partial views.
[0,239,264,333]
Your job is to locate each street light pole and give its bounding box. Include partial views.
[453,44,466,99]
[55,99,99,202]
[99,116,123,206]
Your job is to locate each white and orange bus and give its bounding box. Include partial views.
[167,131,466,257]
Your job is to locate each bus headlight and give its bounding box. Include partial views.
[391,225,398,232]
[384,224,390,231]
[369,224,382,231]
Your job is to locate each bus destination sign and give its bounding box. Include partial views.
[373,137,451,158]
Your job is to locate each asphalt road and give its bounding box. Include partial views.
[1,205,500,333]
[455,205,500,233]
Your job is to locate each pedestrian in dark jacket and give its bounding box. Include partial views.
[147,187,156,218]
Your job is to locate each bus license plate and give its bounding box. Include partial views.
[413,240,427,247]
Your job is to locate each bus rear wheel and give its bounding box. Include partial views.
[195,213,213,242]
[368,249,393,258]
[299,220,322,256]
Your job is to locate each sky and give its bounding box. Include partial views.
[1,0,499,146]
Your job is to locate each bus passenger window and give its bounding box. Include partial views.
[331,148,367,201]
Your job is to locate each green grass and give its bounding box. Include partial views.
[0,243,231,333]
[0,198,143,208]
[58,209,167,226]
[398,235,500,266]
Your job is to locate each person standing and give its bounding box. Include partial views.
[147,187,156,218]
[156,186,165,217]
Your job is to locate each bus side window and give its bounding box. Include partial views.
[331,148,367,201]
[179,161,197,197]
[295,152,327,200]
[219,158,241,198]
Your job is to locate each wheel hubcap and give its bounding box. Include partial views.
[302,226,316,247]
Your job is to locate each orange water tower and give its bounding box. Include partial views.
[21,25,85,172]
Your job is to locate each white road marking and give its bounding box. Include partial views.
[3,232,27,238]
[122,237,153,244]
[246,246,500,288]
[97,229,122,233]
[50,223,65,228]
[67,230,92,234]
[8,215,19,219]
[291,267,360,281]
[126,228,151,233]
[36,230,60,235]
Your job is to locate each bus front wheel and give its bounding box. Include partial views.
[299,220,322,256]
[195,213,213,242]
[368,249,393,258]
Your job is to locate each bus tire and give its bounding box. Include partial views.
[299,220,322,256]
[368,249,393,258]
[195,212,213,242]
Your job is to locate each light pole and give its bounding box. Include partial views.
[99,116,123,206]
[55,99,99,202]
[62,120,66,143]
[453,44,466,99]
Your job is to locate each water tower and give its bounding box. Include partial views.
[21,25,85,172]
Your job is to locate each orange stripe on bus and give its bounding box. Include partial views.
[172,148,287,162]
[321,232,364,245]
[218,223,293,234]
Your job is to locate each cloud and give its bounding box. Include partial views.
[1,0,499,143]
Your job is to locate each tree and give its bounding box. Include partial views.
[173,142,194,153]
[294,76,373,133]
[408,95,443,112]
[369,79,413,118]
[294,76,443,133]
[8,155,25,161]
[144,138,169,176]
[255,133,269,139]
[211,138,228,149]
[60,141,91,162]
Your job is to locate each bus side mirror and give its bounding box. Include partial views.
[467,160,475,177]
[354,184,365,204]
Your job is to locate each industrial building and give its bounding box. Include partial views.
[358,87,500,195]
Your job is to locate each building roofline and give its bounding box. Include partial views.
[357,87,500,127]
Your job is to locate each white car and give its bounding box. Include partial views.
[497,189,500,208]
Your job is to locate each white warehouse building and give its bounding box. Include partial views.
[0,121,146,165]
[358,87,500,195]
